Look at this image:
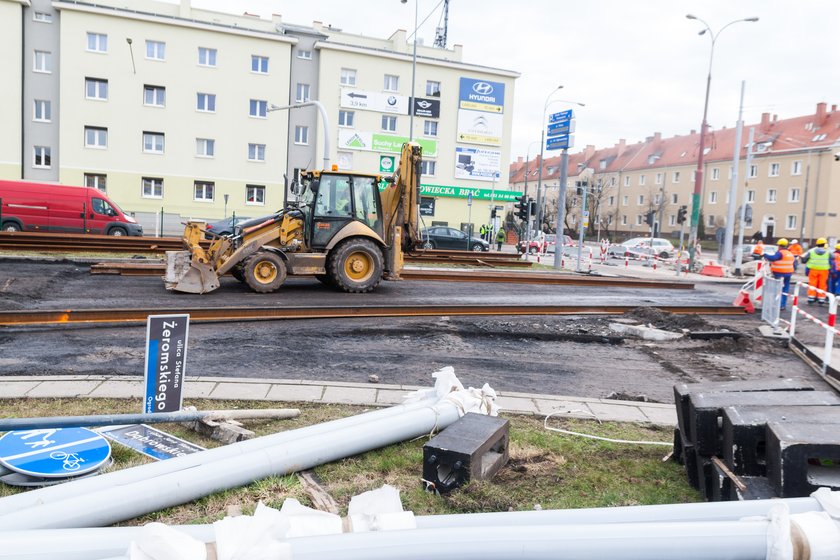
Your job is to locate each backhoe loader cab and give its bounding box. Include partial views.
[164,142,422,295]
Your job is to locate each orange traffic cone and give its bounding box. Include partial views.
[732,290,755,313]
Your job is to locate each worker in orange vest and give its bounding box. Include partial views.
[801,238,831,304]
[830,243,840,295]
[788,239,804,271]
[751,240,765,260]
[764,238,795,310]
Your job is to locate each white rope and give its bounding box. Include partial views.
[543,411,673,447]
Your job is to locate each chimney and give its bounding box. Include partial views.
[760,112,770,131]
[690,129,696,135]
[816,102,828,124]
[179,0,190,18]
[831,104,837,112]
[517,156,523,164]
[772,114,778,123]
[584,144,595,160]
[616,139,626,158]
[272,13,283,26]
[653,132,662,143]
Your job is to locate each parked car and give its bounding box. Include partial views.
[517,234,573,254]
[0,179,142,236]
[203,216,255,238]
[607,237,675,259]
[733,243,777,260]
[420,226,489,251]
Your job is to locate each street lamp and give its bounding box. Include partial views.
[685,14,758,267]
[401,0,419,141]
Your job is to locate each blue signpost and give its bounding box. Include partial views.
[548,110,573,123]
[0,427,111,478]
[546,134,572,151]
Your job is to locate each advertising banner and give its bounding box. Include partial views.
[337,129,438,157]
[456,109,503,146]
[143,314,189,414]
[420,196,435,216]
[379,155,396,173]
[419,184,522,202]
[340,88,408,114]
[458,77,505,113]
[454,146,502,182]
[411,97,440,118]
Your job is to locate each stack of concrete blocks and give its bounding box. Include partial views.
[673,378,840,500]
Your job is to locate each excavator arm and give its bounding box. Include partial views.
[379,142,423,278]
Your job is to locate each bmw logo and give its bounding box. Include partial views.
[387,96,397,105]
[472,82,494,95]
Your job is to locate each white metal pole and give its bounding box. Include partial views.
[553,149,568,269]
[723,81,745,266]
[735,127,756,275]
[789,282,800,338]
[823,291,836,373]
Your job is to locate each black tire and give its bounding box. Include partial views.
[422,240,435,250]
[108,227,127,236]
[243,251,287,293]
[231,266,245,283]
[1,222,21,232]
[471,243,485,252]
[529,246,538,255]
[659,251,670,259]
[328,238,384,293]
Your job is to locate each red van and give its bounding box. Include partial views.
[0,180,142,236]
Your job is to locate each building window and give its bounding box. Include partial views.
[608,196,615,206]
[769,162,780,177]
[34,50,51,73]
[33,12,52,22]
[248,143,266,162]
[653,193,662,205]
[637,195,644,205]
[294,126,309,145]
[635,215,643,226]
[194,181,214,201]
[655,172,662,185]
[420,160,436,176]
[424,120,438,137]
[669,215,676,226]
[246,185,265,205]
[792,160,802,176]
[33,99,51,122]
[86,32,107,53]
[142,177,163,198]
[749,164,758,178]
[295,83,310,102]
[33,146,51,168]
[639,175,645,186]
[84,173,107,192]
[709,191,717,204]
[623,176,630,187]
[143,85,166,107]
[297,50,312,60]
[788,188,800,202]
[786,215,797,230]
[621,215,627,225]
[84,126,107,148]
[622,195,628,206]
[767,189,777,203]
[384,74,399,92]
[251,55,268,74]
[198,47,217,67]
[672,171,680,183]
[196,138,215,157]
[85,78,108,100]
[747,190,755,203]
[340,68,357,86]
[671,193,678,204]
[145,40,165,60]
[381,115,397,132]
[249,99,268,118]
[707,214,715,227]
[711,168,720,180]
[426,80,441,96]
[338,110,354,127]
[197,92,216,112]
[142,132,164,154]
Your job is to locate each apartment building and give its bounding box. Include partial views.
[2,0,520,234]
[511,103,840,244]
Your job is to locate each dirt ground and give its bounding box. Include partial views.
[0,259,829,403]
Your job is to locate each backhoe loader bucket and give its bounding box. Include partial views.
[164,251,220,294]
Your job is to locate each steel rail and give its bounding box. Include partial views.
[0,304,745,327]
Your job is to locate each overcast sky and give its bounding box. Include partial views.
[191,0,840,164]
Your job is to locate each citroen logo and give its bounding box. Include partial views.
[472,82,494,95]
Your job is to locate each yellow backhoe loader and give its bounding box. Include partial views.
[164,142,422,294]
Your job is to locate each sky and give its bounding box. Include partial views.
[190,0,840,164]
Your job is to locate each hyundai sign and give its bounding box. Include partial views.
[459,78,505,113]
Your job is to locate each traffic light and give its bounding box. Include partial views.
[515,195,528,221]
[676,205,687,225]
[529,199,537,217]
[490,208,497,219]
[575,181,588,196]
[645,211,655,226]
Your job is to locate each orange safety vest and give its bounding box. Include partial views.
[752,242,765,255]
[770,249,795,274]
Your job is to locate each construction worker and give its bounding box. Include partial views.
[830,243,840,295]
[764,238,795,310]
[479,224,489,242]
[789,239,804,271]
[495,228,506,251]
[800,237,831,304]
[751,239,765,260]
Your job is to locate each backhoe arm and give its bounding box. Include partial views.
[380,142,422,278]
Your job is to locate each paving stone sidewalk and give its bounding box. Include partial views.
[0,375,677,426]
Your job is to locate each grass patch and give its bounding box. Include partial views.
[0,398,699,524]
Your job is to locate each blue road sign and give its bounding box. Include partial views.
[548,110,573,123]
[0,427,111,478]
[546,134,571,150]
[547,119,575,137]
[102,424,205,461]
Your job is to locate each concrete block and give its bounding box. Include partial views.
[609,322,682,341]
[730,476,778,501]
[672,427,684,465]
[723,405,840,477]
[683,443,700,489]
[767,422,840,498]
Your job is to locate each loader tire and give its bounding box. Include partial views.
[243,251,287,293]
[328,238,383,293]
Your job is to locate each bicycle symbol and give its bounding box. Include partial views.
[49,451,85,471]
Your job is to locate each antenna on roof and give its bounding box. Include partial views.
[433,0,449,48]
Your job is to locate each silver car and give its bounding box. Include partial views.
[607,237,675,259]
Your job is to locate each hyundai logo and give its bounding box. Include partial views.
[472,82,494,95]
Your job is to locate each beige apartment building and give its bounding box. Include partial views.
[2,0,519,235]
[511,104,840,245]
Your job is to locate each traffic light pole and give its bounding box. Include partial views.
[553,148,569,270]
[677,221,685,276]
[576,182,588,272]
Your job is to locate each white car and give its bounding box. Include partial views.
[607,237,675,259]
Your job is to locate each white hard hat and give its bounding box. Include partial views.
[792,239,799,243]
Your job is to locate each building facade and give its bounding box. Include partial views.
[2,0,520,235]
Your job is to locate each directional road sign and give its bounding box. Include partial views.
[548,110,573,123]
[546,134,572,151]
[0,427,111,478]
[547,119,576,137]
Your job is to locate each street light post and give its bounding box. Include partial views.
[401,0,419,141]
[685,14,759,268]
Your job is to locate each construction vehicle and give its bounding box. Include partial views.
[164,143,422,294]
